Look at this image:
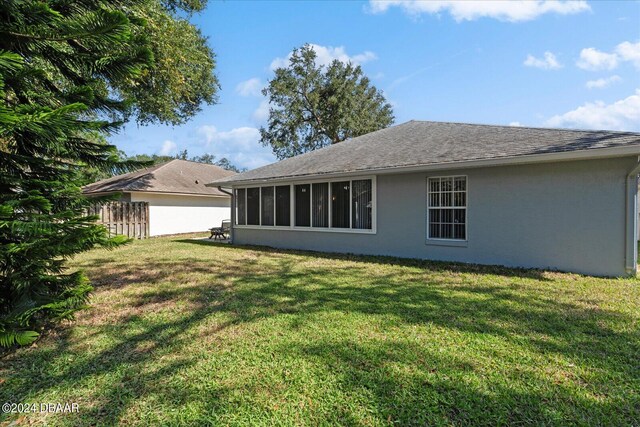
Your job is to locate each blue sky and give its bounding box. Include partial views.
[112,0,640,169]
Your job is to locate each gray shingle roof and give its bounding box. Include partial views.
[210,120,640,185]
[83,159,235,196]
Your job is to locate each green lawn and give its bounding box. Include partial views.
[1,237,639,426]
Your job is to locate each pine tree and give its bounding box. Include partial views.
[0,0,217,347]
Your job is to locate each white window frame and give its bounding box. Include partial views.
[233,175,376,234]
[426,175,468,245]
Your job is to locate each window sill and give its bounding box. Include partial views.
[234,225,376,235]
[425,239,468,248]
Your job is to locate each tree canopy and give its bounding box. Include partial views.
[260,44,394,159]
[121,1,219,125]
[0,0,219,347]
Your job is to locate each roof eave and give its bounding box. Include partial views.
[83,189,230,198]
[207,145,640,186]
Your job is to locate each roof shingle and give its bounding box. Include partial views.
[83,159,235,196]
[210,121,640,185]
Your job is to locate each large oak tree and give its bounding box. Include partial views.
[260,44,395,160]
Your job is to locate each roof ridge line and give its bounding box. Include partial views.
[152,159,179,173]
[169,158,235,172]
[80,162,162,189]
[411,120,638,135]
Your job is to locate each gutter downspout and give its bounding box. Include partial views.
[625,160,640,275]
[218,186,234,244]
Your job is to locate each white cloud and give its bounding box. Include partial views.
[252,99,270,124]
[585,75,621,89]
[545,89,640,131]
[198,126,260,151]
[576,47,618,71]
[615,41,640,69]
[158,140,177,156]
[196,125,275,169]
[523,52,562,69]
[576,41,640,71]
[508,121,522,126]
[236,78,263,97]
[367,0,590,22]
[270,44,377,70]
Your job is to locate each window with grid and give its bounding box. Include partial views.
[427,176,466,240]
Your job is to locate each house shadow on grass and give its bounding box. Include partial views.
[175,239,554,280]
[1,240,638,425]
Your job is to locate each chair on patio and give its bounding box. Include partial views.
[209,219,231,240]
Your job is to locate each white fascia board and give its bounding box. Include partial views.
[211,145,640,187]
[126,190,230,198]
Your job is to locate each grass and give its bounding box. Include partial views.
[1,236,639,426]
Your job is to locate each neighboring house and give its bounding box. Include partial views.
[208,121,640,277]
[84,159,235,236]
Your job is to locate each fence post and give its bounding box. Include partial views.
[91,201,149,239]
[145,203,150,237]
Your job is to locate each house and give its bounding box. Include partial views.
[84,159,235,236]
[207,121,640,277]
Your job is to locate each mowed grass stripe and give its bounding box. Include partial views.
[1,236,638,426]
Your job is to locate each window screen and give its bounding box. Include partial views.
[351,179,372,229]
[312,183,329,227]
[261,186,274,226]
[236,188,246,225]
[331,181,350,228]
[295,184,311,227]
[237,179,374,231]
[246,187,260,226]
[275,185,290,226]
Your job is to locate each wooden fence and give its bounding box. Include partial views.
[89,201,150,239]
